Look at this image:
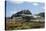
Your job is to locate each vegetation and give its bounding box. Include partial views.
[6,20,44,30]
[36,12,45,17]
[6,10,45,30]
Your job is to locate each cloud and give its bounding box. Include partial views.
[32,3,39,6]
[7,0,24,4]
[7,0,44,4]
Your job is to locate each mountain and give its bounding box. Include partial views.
[36,12,45,17]
[11,10,32,19]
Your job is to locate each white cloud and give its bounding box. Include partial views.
[7,0,44,4]
[7,0,24,4]
[32,3,39,6]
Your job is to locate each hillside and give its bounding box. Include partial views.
[6,10,45,30]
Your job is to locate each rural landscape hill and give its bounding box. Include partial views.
[6,10,45,30]
[11,10,32,18]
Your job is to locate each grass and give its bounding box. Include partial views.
[6,20,45,30]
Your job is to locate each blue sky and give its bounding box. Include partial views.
[6,1,45,17]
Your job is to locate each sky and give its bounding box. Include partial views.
[6,1,45,17]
